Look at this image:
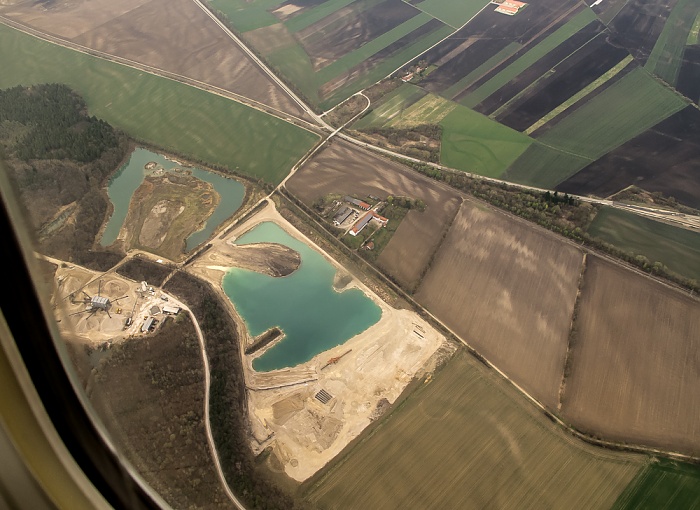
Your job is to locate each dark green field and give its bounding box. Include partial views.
[588,207,700,282]
[0,24,319,184]
[612,460,700,510]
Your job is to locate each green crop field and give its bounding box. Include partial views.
[502,143,592,187]
[588,207,700,282]
[212,0,453,109]
[442,42,522,100]
[353,84,427,129]
[525,55,634,135]
[285,0,358,33]
[412,0,488,28]
[537,67,687,156]
[0,25,318,185]
[645,0,700,85]
[318,23,454,109]
[208,0,280,32]
[612,460,700,510]
[388,93,456,127]
[304,351,643,510]
[439,105,533,177]
[688,12,700,45]
[461,9,598,108]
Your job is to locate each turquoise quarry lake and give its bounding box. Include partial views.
[101,148,245,251]
[223,222,382,372]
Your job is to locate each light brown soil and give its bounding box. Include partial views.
[0,0,310,119]
[191,241,301,278]
[561,256,700,456]
[286,140,462,289]
[52,260,185,344]
[187,203,447,482]
[414,201,584,409]
[120,173,218,261]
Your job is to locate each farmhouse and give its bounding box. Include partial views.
[333,206,353,226]
[344,196,371,210]
[492,0,527,15]
[349,211,389,236]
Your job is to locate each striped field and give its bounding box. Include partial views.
[304,351,644,510]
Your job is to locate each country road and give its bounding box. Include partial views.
[2,13,698,231]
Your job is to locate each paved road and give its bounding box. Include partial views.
[0,15,320,134]
[4,12,698,231]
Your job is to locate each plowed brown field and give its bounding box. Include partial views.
[561,256,700,455]
[0,0,309,118]
[414,202,584,408]
[286,140,461,289]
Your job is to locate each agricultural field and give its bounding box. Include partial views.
[612,460,700,510]
[285,140,461,290]
[0,0,309,118]
[304,351,643,510]
[439,105,533,177]
[644,0,700,86]
[210,0,453,108]
[494,34,631,132]
[608,0,680,64]
[561,256,700,456]
[352,88,532,177]
[677,45,700,104]
[414,201,584,409]
[588,207,700,282]
[416,0,592,107]
[505,67,688,188]
[557,106,700,208]
[0,24,319,184]
[352,84,427,129]
[409,0,490,28]
[500,143,593,188]
[458,8,601,110]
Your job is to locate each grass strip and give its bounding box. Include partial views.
[525,54,634,134]
[461,9,598,108]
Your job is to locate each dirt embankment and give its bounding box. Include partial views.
[192,241,301,279]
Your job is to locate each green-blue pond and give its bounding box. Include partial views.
[101,148,245,251]
[223,222,382,372]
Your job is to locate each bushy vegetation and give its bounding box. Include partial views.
[116,257,175,287]
[164,271,309,510]
[0,84,118,162]
[87,316,234,508]
[406,161,700,292]
[0,83,128,270]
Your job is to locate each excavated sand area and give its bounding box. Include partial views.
[188,203,446,481]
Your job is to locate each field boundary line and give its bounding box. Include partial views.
[342,1,492,108]
[399,0,459,29]
[0,16,321,134]
[190,0,329,128]
[558,252,587,411]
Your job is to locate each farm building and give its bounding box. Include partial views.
[150,305,160,315]
[163,305,180,315]
[344,196,371,210]
[493,0,527,15]
[349,211,389,236]
[333,206,353,226]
